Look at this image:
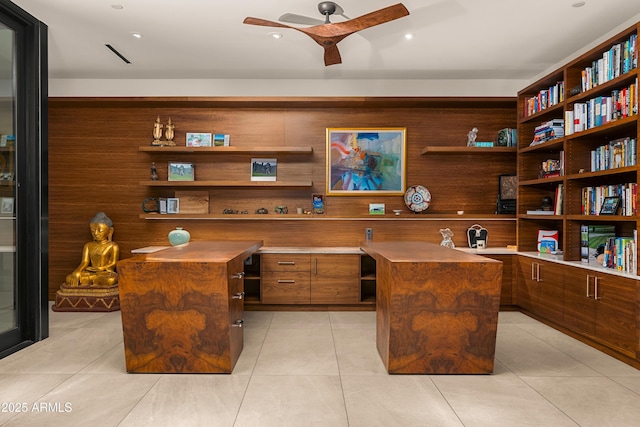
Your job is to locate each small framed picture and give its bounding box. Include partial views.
[167,197,180,214]
[213,134,230,146]
[599,196,620,215]
[186,133,212,147]
[0,197,14,215]
[251,158,277,181]
[168,162,195,181]
[369,203,385,215]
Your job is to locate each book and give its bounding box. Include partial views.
[527,210,555,215]
[537,229,559,253]
[580,224,615,263]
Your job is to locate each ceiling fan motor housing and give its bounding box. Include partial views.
[318,2,337,16]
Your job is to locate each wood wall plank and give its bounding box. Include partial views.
[47,97,517,299]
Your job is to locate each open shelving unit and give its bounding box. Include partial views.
[517,22,639,267]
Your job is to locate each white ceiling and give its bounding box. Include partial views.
[9,0,640,82]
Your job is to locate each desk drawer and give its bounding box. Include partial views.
[262,272,310,304]
[262,254,310,272]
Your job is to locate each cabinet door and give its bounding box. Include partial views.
[516,257,538,312]
[563,266,596,335]
[594,274,637,357]
[516,257,564,323]
[536,260,564,324]
[311,254,360,304]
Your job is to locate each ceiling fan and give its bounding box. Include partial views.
[243,2,410,66]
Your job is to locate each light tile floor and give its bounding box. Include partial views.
[0,306,639,426]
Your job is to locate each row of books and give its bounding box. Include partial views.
[581,182,637,216]
[580,34,637,92]
[590,137,637,172]
[580,225,637,273]
[530,119,564,146]
[602,234,637,273]
[565,78,638,134]
[523,81,564,117]
[539,155,564,179]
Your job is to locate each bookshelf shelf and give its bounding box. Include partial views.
[420,146,516,155]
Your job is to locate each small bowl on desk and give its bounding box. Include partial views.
[393,209,403,216]
[457,210,465,216]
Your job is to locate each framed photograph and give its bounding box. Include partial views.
[599,196,620,215]
[251,158,277,181]
[326,128,406,195]
[186,133,212,147]
[213,134,230,147]
[369,203,385,215]
[0,197,14,215]
[167,197,180,214]
[168,162,195,181]
[499,174,517,200]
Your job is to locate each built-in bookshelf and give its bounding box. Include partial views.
[517,21,639,267]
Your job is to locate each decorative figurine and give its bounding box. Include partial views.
[541,196,554,211]
[467,127,478,147]
[440,228,455,249]
[255,208,268,214]
[152,116,163,145]
[150,162,158,180]
[53,212,121,312]
[164,117,175,145]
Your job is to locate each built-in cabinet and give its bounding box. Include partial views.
[516,257,564,324]
[244,251,373,308]
[563,265,637,357]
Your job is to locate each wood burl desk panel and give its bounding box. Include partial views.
[117,241,262,373]
[361,241,502,374]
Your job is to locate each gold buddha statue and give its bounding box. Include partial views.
[65,212,120,287]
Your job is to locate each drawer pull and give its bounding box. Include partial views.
[277,279,296,283]
[232,272,245,279]
[277,261,296,265]
[232,292,245,300]
[232,319,244,328]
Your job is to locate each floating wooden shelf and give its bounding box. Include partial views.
[139,146,313,154]
[140,180,313,188]
[420,146,516,155]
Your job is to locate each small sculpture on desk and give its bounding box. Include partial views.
[541,196,554,211]
[53,212,121,312]
[467,127,478,147]
[152,116,163,146]
[440,228,455,249]
[164,117,175,146]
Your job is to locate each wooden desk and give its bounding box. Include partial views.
[117,240,262,373]
[361,241,502,374]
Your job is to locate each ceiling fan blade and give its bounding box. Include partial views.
[243,17,292,29]
[278,13,325,26]
[329,3,409,35]
[323,45,342,66]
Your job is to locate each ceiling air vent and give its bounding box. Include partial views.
[104,44,131,64]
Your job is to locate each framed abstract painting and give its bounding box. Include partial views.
[326,128,406,195]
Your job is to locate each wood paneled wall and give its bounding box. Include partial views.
[48,97,516,300]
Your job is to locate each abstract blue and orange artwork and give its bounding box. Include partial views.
[326,128,406,195]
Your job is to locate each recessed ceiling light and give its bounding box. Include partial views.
[268,32,283,39]
[572,1,586,7]
[404,33,414,40]
[111,4,124,10]
[131,32,142,39]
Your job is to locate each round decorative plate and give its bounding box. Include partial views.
[404,185,432,213]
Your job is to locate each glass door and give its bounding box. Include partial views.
[0,2,48,358]
[0,22,16,339]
